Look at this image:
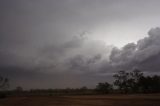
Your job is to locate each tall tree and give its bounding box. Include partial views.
[0,75,9,90]
[96,82,112,94]
[129,69,143,92]
[0,75,9,98]
[113,70,129,93]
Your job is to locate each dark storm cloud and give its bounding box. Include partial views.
[66,54,102,73]
[1,26,159,89]
[64,28,160,75]
[64,27,160,75]
[1,0,160,89]
[106,27,160,72]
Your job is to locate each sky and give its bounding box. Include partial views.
[1,0,160,89]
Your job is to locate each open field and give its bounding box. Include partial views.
[0,94,160,106]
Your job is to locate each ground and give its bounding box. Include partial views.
[0,94,160,106]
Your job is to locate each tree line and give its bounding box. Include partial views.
[1,69,160,98]
[96,69,160,94]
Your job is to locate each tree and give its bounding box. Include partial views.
[130,69,143,82]
[0,76,9,90]
[129,69,143,93]
[113,70,129,93]
[151,75,160,92]
[0,75,9,98]
[113,70,146,93]
[96,82,112,94]
[138,75,160,93]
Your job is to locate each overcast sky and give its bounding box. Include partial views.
[1,0,160,89]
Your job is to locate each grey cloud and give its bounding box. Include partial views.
[106,27,160,72]
[1,27,160,89]
[1,0,160,89]
[66,54,102,73]
[73,27,160,76]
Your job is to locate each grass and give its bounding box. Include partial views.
[0,94,160,106]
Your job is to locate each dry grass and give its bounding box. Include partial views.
[0,94,160,106]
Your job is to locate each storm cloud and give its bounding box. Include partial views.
[1,0,160,89]
[108,27,160,72]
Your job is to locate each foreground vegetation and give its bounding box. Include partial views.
[0,94,160,106]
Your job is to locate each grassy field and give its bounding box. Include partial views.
[0,94,160,106]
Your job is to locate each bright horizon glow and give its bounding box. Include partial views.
[90,22,158,48]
